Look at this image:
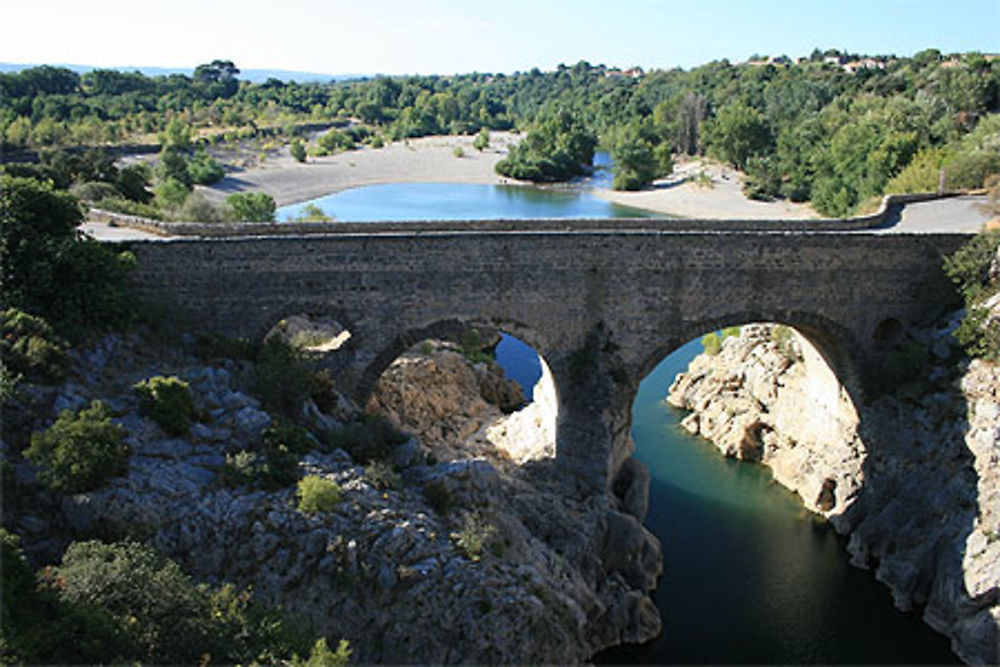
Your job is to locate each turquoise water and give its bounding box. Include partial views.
[495,336,957,664]
[277,181,653,221]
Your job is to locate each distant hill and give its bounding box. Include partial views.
[0,62,366,83]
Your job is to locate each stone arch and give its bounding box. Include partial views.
[354,317,559,410]
[636,309,867,408]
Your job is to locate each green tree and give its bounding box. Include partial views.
[290,138,307,162]
[704,102,772,170]
[25,400,129,493]
[226,192,276,222]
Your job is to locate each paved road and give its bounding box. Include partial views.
[884,195,992,234]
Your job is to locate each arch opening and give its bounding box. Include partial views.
[364,323,558,468]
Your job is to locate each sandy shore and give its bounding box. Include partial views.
[202,133,522,208]
[595,159,819,219]
[204,136,819,219]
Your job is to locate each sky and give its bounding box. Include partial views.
[3,0,998,76]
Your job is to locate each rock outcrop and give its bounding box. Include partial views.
[666,321,999,664]
[3,333,661,663]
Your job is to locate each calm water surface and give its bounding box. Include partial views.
[277,181,652,222]
[496,336,957,664]
[276,152,651,221]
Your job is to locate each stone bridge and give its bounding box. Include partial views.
[126,218,969,493]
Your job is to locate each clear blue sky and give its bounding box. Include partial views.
[4,0,998,75]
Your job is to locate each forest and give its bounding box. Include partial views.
[1,50,999,217]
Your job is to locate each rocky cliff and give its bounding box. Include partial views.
[667,321,999,665]
[3,333,661,663]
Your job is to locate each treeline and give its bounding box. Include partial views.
[2,49,999,215]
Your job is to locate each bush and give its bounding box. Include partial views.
[69,180,121,203]
[297,475,342,514]
[177,192,226,222]
[452,146,465,158]
[25,400,128,493]
[364,460,401,490]
[154,176,190,209]
[293,638,352,667]
[187,151,224,185]
[424,479,453,514]
[944,230,1000,361]
[252,338,314,416]
[226,191,276,222]
[35,539,315,664]
[93,196,163,220]
[290,139,307,163]
[701,332,722,355]
[473,129,490,151]
[329,414,408,463]
[133,375,196,436]
[1,309,68,384]
[452,511,499,562]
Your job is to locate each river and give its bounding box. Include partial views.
[285,174,958,663]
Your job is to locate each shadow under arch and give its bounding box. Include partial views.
[637,309,867,409]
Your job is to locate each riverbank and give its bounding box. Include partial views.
[595,159,820,219]
[201,134,823,220]
[201,132,523,208]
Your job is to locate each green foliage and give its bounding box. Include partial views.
[288,202,333,222]
[459,327,493,364]
[25,400,128,493]
[424,478,454,514]
[92,195,163,220]
[944,230,1000,360]
[608,121,668,191]
[364,459,401,490]
[315,128,354,154]
[154,176,190,209]
[452,511,499,562]
[187,150,225,185]
[69,180,121,202]
[157,146,193,187]
[701,332,722,356]
[133,375,196,436]
[704,102,772,171]
[452,145,465,158]
[159,117,192,149]
[329,414,408,463]
[496,110,596,182]
[292,638,352,667]
[252,337,314,416]
[32,539,314,665]
[473,128,490,151]
[297,475,342,514]
[1,308,68,384]
[226,191,276,222]
[290,138,307,162]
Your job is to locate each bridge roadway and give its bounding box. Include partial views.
[120,196,983,495]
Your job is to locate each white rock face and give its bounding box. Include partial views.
[666,321,1000,665]
[667,324,865,520]
[488,358,557,463]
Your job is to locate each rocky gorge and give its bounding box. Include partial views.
[667,317,999,664]
[2,329,661,663]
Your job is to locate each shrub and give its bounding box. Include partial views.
[177,192,226,222]
[2,309,68,384]
[452,511,498,562]
[69,180,121,203]
[452,146,465,158]
[187,151,224,185]
[226,191,276,222]
[424,479,453,514]
[252,338,314,417]
[297,475,342,514]
[290,139,307,163]
[701,332,722,355]
[329,414,408,463]
[293,638,352,667]
[134,375,195,436]
[25,400,128,493]
[473,129,490,151]
[34,539,315,664]
[154,177,190,209]
[944,230,1000,360]
[364,460,401,490]
[93,196,163,220]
